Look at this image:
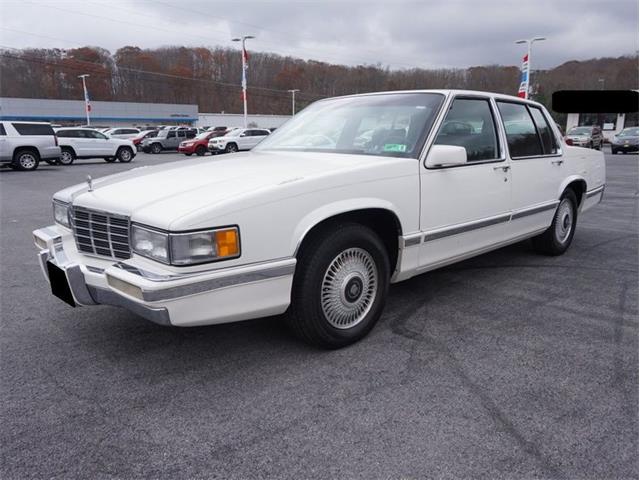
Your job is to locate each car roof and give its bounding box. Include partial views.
[325,89,547,109]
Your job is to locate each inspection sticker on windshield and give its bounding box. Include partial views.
[383,143,407,152]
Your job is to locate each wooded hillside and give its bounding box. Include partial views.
[0,45,637,119]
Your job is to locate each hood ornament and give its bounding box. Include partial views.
[86,175,93,192]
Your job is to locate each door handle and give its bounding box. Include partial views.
[493,165,510,172]
[551,159,564,165]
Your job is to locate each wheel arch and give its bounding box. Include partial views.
[559,175,587,208]
[13,145,40,159]
[60,145,76,156]
[293,201,404,274]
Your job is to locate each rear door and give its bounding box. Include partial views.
[495,101,563,238]
[0,124,8,160]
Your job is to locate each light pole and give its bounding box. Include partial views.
[515,37,546,99]
[78,74,91,126]
[232,35,255,128]
[288,89,300,116]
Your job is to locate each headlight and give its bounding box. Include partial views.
[132,225,169,264]
[170,227,240,265]
[131,225,240,265]
[53,201,70,228]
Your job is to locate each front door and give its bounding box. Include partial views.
[419,96,512,270]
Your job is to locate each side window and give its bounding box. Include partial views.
[434,98,499,162]
[496,102,543,158]
[0,124,6,136]
[186,130,196,139]
[529,107,558,155]
[77,130,92,138]
[167,131,176,138]
[12,123,55,136]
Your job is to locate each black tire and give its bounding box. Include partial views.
[44,159,58,166]
[104,157,117,163]
[59,147,75,165]
[150,143,162,154]
[589,141,594,149]
[611,148,618,154]
[225,143,238,153]
[195,145,207,156]
[117,147,134,163]
[13,149,40,171]
[532,189,578,256]
[287,223,390,349]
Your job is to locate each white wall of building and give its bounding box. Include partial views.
[198,113,290,129]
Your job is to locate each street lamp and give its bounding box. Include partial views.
[515,37,546,99]
[232,35,255,128]
[78,74,91,126]
[288,89,300,116]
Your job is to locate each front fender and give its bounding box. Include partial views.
[290,197,403,254]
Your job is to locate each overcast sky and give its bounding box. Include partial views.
[0,0,637,70]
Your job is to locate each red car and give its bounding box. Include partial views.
[179,130,222,156]
[132,130,158,149]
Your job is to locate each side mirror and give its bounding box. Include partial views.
[240,133,247,137]
[425,145,467,168]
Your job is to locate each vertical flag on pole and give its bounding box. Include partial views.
[517,53,529,98]
[84,88,92,112]
[241,45,249,101]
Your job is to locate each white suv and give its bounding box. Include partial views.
[104,127,140,140]
[55,128,136,165]
[0,121,61,171]
[208,128,270,153]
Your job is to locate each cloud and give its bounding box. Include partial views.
[0,0,637,69]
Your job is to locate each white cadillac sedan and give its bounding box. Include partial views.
[34,90,605,348]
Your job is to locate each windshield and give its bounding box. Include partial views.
[223,128,242,137]
[619,127,639,137]
[255,92,444,158]
[569,127,592,135]
[195,132,211,140]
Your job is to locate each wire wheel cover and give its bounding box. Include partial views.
[554,198,573,243]
[321,247,378,329]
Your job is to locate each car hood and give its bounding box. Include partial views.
[59,150,407,230]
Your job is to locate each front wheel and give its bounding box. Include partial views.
[287,223,390,349]
[225,143,238,153]
[195,145,207,156]
[59,148,75,165]
[532,189,578,256]
[117,147,133,163]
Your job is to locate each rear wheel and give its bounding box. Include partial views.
[287,223,390,349]
[13,149,40,171]
[117,147,133,163]
[532,189,578,256]
[59,148,75,165]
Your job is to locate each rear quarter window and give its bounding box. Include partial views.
[0,124,6,136]
[12,123,55,136]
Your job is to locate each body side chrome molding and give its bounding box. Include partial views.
[585,185,605,198]
[423,213,511,242]
[510,201,559,220]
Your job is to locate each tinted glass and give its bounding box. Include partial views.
[167,131,176,138]
[434,98,499,161]
[529,107,557,155]
[256,93,444,158]
[496,102,543,157]
[186,130,196,139]
[12,123,55,136]
[0,124,5,136]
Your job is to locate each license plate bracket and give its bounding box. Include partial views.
[47,261,76,307]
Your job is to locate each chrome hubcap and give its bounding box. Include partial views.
[121,150,131,160]
[554,199,574,243]
[61,152,72,163]
[321,248,378,329]
[20,154,36,168]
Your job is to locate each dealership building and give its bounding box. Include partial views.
[0,97,199,128]
[0,97,291,129]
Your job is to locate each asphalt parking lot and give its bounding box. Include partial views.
[0,148,637,479]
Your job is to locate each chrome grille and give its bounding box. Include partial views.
[71,207,131,260]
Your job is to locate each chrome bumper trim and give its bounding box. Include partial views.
[112,259,297,302]
[86,286,171,326]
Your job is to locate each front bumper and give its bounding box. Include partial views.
[178,145,196,154]
[33,225,296,327]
